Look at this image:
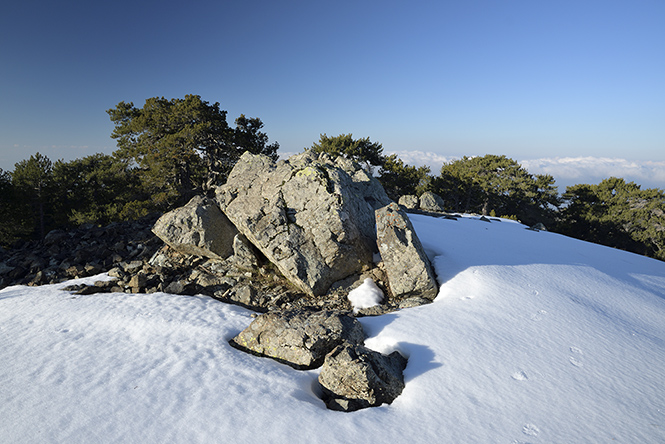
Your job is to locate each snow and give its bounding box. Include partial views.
[2,214,665,443]
[348,278,384,313]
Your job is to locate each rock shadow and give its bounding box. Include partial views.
[397,341,442,382]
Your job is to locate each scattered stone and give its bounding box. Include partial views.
[229,308,365,370]
[529,222,547,231]
[318,343,408,412]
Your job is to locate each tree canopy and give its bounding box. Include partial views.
[309,133,385,171]
[433,155,560,226]
[11,153,56,239]
[107,95,279,208]
[378,154,431,201]
[558,177,665,260]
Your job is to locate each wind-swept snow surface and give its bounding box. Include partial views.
[2,214,664,443]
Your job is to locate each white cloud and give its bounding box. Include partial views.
[385,150,454,172]
[520,157,665,190]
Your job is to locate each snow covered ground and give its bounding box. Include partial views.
[2,214,665,443]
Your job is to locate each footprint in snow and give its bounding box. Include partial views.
[511,371,529,381]
[522,423,540,436]
[530,310,547,321]
[569,347,584,367]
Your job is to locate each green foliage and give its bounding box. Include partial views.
[310,133,385,172]
[107,95,278,210]
[557,177,665,260]
[51,153,141,226]
[433,155,560,226]
[378,154,431,200]
[0,168,33,246]
[11,152,57,239]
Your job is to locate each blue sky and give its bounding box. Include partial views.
[1,0,664,189]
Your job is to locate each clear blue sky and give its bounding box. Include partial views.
[1,0,664,187]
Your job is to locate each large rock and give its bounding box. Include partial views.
[318,343,408,411]
[152,195,238,260]
[216,151,392,296]
[419,191,446,212]
[229,308,365,370]
[398,195,419,210]
[375,202,439,300]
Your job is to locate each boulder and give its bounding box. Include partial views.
[419,191,446,212]
[318,343,408,412]
[152,195,237,260]
[229,308,365,370]
[216,151,392,296]
[398,195,419,210]
[375,202,439,300]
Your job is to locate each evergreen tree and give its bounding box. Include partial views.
[433,155,560,225]
[107,95,278,211]
[11,153,56,239]
[557,177,665,260]
[0,168,32,246]
[51,154,140,226]
[378,154,431,200]
[310,133,385,172]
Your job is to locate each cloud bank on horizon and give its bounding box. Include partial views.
[390,150,665,191]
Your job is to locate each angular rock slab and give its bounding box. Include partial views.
[229,308,365,370]
[216,150,392,296]
[152,195,237,260]
[375,202,439,300]
[419,191,446,212]
[318,343,408,412]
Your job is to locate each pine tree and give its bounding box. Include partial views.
[310,134,385,172]
[11,153,55,239]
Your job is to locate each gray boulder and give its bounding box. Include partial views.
[318,343,408,411]
[419,191,446,212]
[152,195,238,260]
[398,195,419,210]
[216,151,392,296]
[229,308,365,370]
[376,202,439,300]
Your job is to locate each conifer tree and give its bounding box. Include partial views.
[11,153,55,239]
[107,95,278,211]
[310,133,385,172]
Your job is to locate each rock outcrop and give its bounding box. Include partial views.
[216,151,392,296]
[318,343,408,412]
[229,308,365,370]
[152,195,238,260]
[1,151,448,413]
[376,202,439,300]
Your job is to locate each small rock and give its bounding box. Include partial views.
[318,343,408,411]
[398,195,419,210]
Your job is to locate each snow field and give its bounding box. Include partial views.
[1,214,664,443]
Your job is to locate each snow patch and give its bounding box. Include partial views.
[347,278,384,313]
